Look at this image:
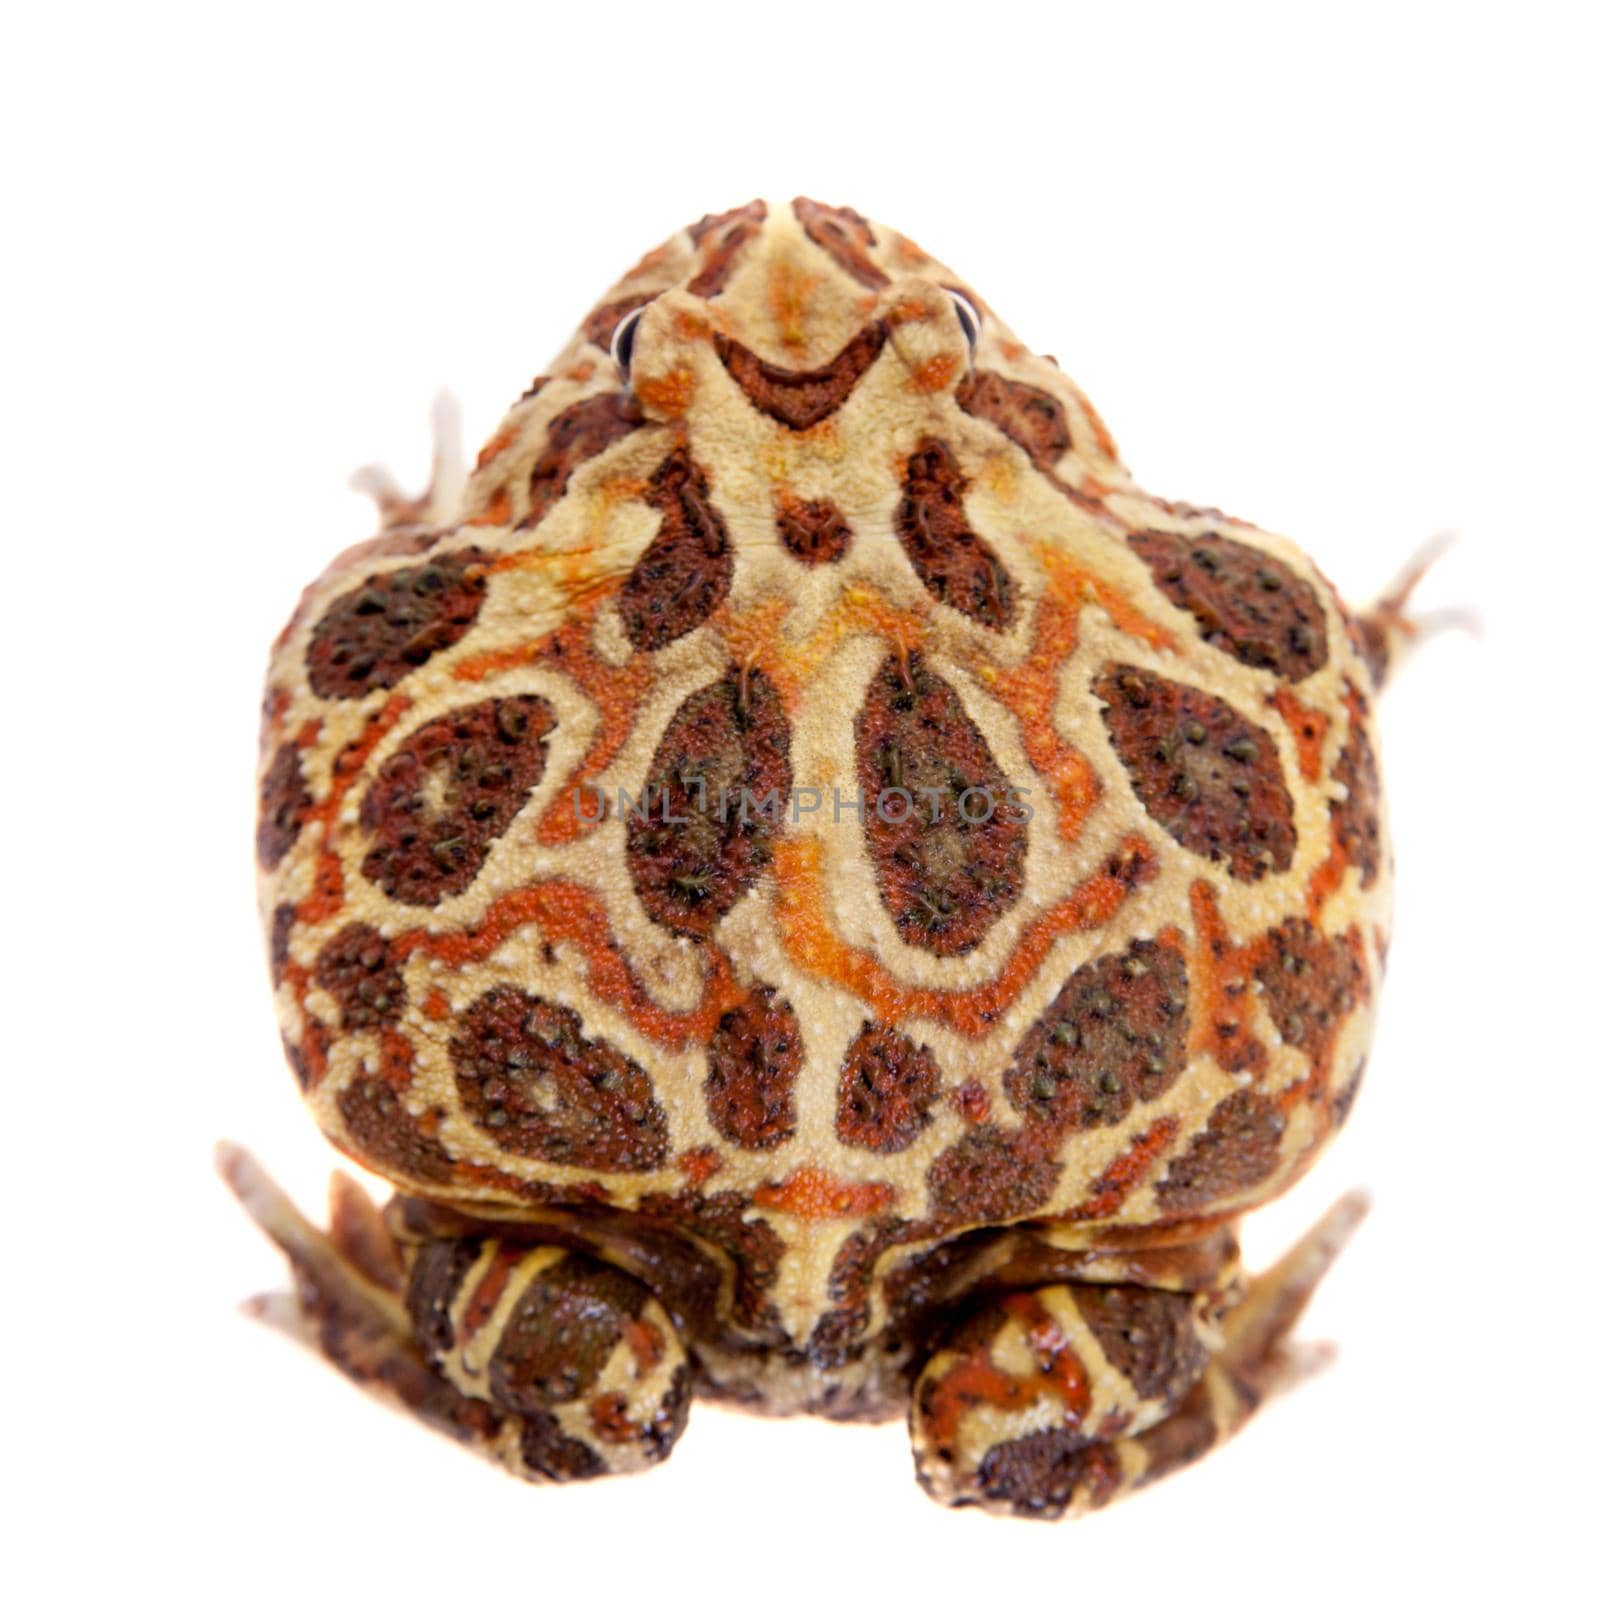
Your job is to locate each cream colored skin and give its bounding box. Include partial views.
[230,200,1417,1513]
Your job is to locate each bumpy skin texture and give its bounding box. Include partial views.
[252,199,1392,1509]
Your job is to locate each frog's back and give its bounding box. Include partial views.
[257,199,1388,1348]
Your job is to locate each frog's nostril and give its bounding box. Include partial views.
[611,303,647,380]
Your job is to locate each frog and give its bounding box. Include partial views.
[223,197,1433,1517]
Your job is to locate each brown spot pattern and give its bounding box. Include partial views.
[1254,919,1368,1069]
[1095,663,1296,881]
[1129,530,1328,682]
[257,742,311,867]
[519,1412,606,1481]
[1072,1285,1208,1403]
[626,666,791,937]
[406,1237,482,1355]
[775,497,853,564]
[268,902,296,984]
[450,988,669,1172]
[704,987,803,1150]
[1331,721,1383,886]
[956,369,1071,469]
[927,1127,1060,1224]
[1005,940,1189,1131]
[856,650,1026,956]
[896,439,1014,628]
[975,1432,1122,1518]
[306,551,489,699]
[793,196,889,287]
[714,321,888,431]
[836,1022,942,1153]
[314,922,406,1030]
[491,1255,649,1409]
[522,392,644,532]
[617,447,733,650]
[360,694,556,907]
[638,1191,785,1335]
[337,1072,456,1183]
[1156,1090,1285,1215]
[686,200,767,297]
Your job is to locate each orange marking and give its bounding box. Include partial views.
[768,255,821,350]
[634,367,695,417]
[1187,880,1268,1080]
[998,339,1025,362]
[393,880,743,1050]
[296,694,413,925]
[621,1316,666,1374]
[912,352,959,392]
[1306,682,1369,924]
[460,1247,523,1343]
[676,1146,723,1186]
[920,1290,1091,1451]
[894,235,931,266]
[1270,686,1330,782]
[1061,1117,1181,1221]
[751,1167,896,1219]
[422,987,450,1022]
[773,835,1154,1037]
[465,484,510,527]
[588,1392,639,1443]
[475,423,520,469]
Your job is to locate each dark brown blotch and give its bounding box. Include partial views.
[776,497,853,564]
[1129,530,1328,682]
[1094,663,1296,881]
[704,986,803,1150]
[314,921,407,1030]
[895,439,1014,629]
[1155,1090,1285,1215]
[835,1022,942,1153]
[926,1127,1060,1225]
[258,742,312,868]
[686,200,768,297]
[450,987,669,1173]
[1254,918,1368,1070]
[359,694,557,907]
[617,447,734,651]
[1072,1285,1208,1403]
[855,650,1026,956]
[626,666,791,938]
[714,321,888,431]
[306,551,489,700]
[522,392,644,532]
[956,369,1071,469]
[792,196,889,288]
[1331,719,1383,886]
[337,1072,457,1184]
[1005,940,1189,1133]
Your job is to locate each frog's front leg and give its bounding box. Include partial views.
[217,1144,692,1482]
[909,1193,1366,1518]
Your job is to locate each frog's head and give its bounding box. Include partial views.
[586,198,989,433]
[463,198,1125,548]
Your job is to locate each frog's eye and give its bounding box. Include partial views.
[947,290,981,352]
[611,303,647,380]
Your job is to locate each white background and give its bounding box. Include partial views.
[6,4,1597,1596]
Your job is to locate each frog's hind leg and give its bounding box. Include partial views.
[349,390,468,530]
[216,1143,692,1482]
[909,1192,1368,1518]
[1354,531,1476,687]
